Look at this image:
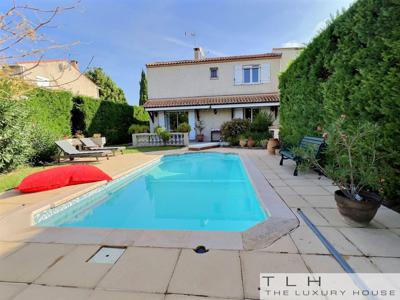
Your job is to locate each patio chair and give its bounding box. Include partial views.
[55,140,112,162]
[79,137,126,155]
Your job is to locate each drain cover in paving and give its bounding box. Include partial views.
[88,246,125,264]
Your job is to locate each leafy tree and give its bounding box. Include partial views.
[139,69,148,105]
[85,67,127,103]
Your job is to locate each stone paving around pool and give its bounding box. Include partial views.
[0,148,399,299]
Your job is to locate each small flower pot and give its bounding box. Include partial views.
[334,190,381,227]
[247,138,255,148]
[196,134,204,142]
[239,139,247,147]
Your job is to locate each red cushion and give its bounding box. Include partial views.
[16,165,112,193]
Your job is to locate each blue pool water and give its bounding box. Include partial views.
[36,153,268,231]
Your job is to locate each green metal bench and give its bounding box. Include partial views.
[279,136,325,176]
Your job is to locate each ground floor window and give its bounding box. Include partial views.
[244,108,260,121]
[165,111,188,131]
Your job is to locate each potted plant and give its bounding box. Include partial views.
[159,130,171,145]
[301,117,383,226]
[195,120,205,142]
[247,135,255,147]
[177,122,191,133]
[239,135,247,147]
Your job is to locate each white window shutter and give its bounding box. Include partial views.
[234,65,242,85]
[261,63,270,83]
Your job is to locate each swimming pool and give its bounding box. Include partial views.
[34,153,268,231]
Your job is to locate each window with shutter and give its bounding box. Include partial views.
[234,65,242,85]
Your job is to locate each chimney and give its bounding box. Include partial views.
[193,47,204,60]
[70,60,79,69]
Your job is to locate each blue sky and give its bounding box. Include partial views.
[2,0,354,105]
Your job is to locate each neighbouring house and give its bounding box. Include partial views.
[10,59,99,98]
[143,47,302,142]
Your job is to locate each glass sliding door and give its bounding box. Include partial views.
[165,111,188,131]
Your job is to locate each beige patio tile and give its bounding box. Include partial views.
[301,254,344,273]
[0,203,21,218]
[279,194,311,208]
[88,290,164,300]
[12,284,91,300]
[373,207,400,228]
[0,241,25,259]
[259,234,298,253]
[318,227,362,256]
[103,229,144,246]
[290,226,329,255]
[321,185,337,194]
[31,227,113,245]
[390,228,400,236]
[98,247,179,293]
[0,243,74,283]
[134,230,191,248]
[168,249,243,299]
[165,295,232,300]
[274,186,297,196]
[297,208,330,226]
[316,208,384,228]
[370,257,400,273]
[267,179,288,187]
[291,186,331,196]
[241,252,309,299]
[283,178,316,186]
[35,245,113,288]
[339,228,400,257]
[187,231,243,250]
[345,256,381,273]
[301,195,336,208]
[0,282,28,300]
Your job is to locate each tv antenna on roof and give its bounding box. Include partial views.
[185,31,197,47]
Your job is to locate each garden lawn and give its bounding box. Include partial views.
[0,146,183,192]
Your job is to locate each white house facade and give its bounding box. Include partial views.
[144,47,302,142]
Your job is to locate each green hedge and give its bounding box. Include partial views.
[279,0,400,201]
[72,96,134,144]
[25,88,73,137]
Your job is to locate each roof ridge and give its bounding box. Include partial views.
[147,53,281,68]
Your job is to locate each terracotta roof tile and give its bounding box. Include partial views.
[146,53,281,68]
[143,93,279,109]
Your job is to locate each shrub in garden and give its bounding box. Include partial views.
[128,124,149,134]
[28,127,58,166]
[0,98,31,172]
[220,119,250,145]
[279,0,400,202]
[176,122,191,133]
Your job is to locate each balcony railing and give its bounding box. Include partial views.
[132,132,189,147]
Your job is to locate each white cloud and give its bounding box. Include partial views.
[163,36,226,57]
[281,41,305,48]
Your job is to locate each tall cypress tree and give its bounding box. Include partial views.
[139,70,148,106]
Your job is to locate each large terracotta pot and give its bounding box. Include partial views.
[334,190,381,227]
[267,138,279,155]
[247,137,255,147]
[196,134,204,142]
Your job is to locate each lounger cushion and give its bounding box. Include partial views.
[16,165,112,193]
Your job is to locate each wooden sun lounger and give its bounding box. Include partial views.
[55,140,112,162]
[80,138,126,155]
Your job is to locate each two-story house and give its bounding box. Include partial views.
[144,47,302,141]
[12,59,99,98]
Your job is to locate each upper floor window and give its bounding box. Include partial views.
[243,65,260,84]
[36,76,50,87]
[234,63,269,85]
[210,67,218,79]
